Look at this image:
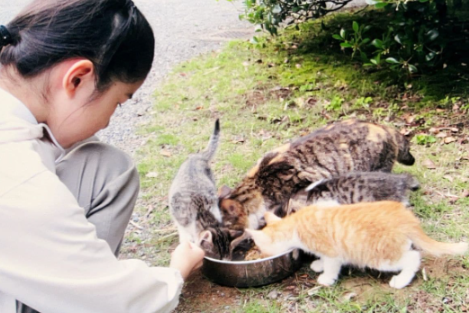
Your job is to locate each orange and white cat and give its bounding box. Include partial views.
[245,201,467,289]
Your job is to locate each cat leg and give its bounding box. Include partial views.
[310,258,324,273]
[317,256,342,286]
[176,224,194,244]
[389,250,421,289]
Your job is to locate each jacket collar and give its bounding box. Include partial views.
[0,87,65,161]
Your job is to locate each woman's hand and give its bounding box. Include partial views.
[169,242,205,280]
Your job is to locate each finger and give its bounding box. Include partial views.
[188,241,198,250]
[193,259,204,270]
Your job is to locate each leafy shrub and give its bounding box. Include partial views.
[333,0,448,77]
[238,0,455,79]
[241,0,353,35]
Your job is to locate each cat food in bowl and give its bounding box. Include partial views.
[202,249,303,288]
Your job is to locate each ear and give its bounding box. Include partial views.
[199,230,212,244]
[62,59,95,98]
[228,229,244,239]
[218,185,232,198]
[264,211,281,224]
[229,231,253,255]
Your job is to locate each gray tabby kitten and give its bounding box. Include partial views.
[169,119,222,245]
[168,120,248,260]
[287,172,420,214]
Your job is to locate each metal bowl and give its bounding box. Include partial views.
[202,249,303,288]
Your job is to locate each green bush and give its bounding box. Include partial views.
[238,0,456,79]
[333,0,448,76]
[241,0,353,35]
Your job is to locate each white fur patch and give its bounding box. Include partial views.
[210,205,223,223]
[248,203,267,229]
[305,179,328,191]
[314,199,340,208]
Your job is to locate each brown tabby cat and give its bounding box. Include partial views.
[219,119,415,229]
[246,201,468,289]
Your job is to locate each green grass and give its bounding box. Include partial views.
[121,9,469,313]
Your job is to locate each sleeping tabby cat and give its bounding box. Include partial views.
[219,119,415,229]
[246,201,467,289]
[286,171,420,214]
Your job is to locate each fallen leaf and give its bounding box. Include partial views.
[160,149,172,157]
[296,63,302,68]
[306,97,317,106]
[461,190,469,198]
[295,97,305,108]
[429,127,439,134]
[443,175,453,182]
[342,292,357,302]
[436,131,448,138]
[242,61,249,67]
[444,136,457,144]
[307,286,322,296]
[231,136,245,144]
[145,172,158,178]
[422,159,436,169]
[267,290,279,299]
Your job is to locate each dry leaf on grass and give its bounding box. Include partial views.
[145,172,158,178]
[443,175,454,182]
[160,149,172,157]
[341,292,357,302]
[422,159,437,169]
[444,136,457,144]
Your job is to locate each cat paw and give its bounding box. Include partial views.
[317,273,336,286]
[310,259,324,273]
[389,275,411,289]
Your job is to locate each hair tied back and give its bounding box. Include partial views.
[0,25,13,47]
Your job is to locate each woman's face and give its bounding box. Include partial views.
[48,80,143,148]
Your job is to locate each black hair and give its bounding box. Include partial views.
[0,0,154,91]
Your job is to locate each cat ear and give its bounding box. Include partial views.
[228,231,253,256]
[198,230,213,246]
[218,185,232,198]
[228,229,244,239]
[264,211,281,224]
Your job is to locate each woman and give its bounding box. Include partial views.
[0,1,204,312]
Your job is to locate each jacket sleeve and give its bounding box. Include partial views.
[0,170,183,313]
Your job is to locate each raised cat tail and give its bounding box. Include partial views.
[201,119,220,161]
[408,227,468,257]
